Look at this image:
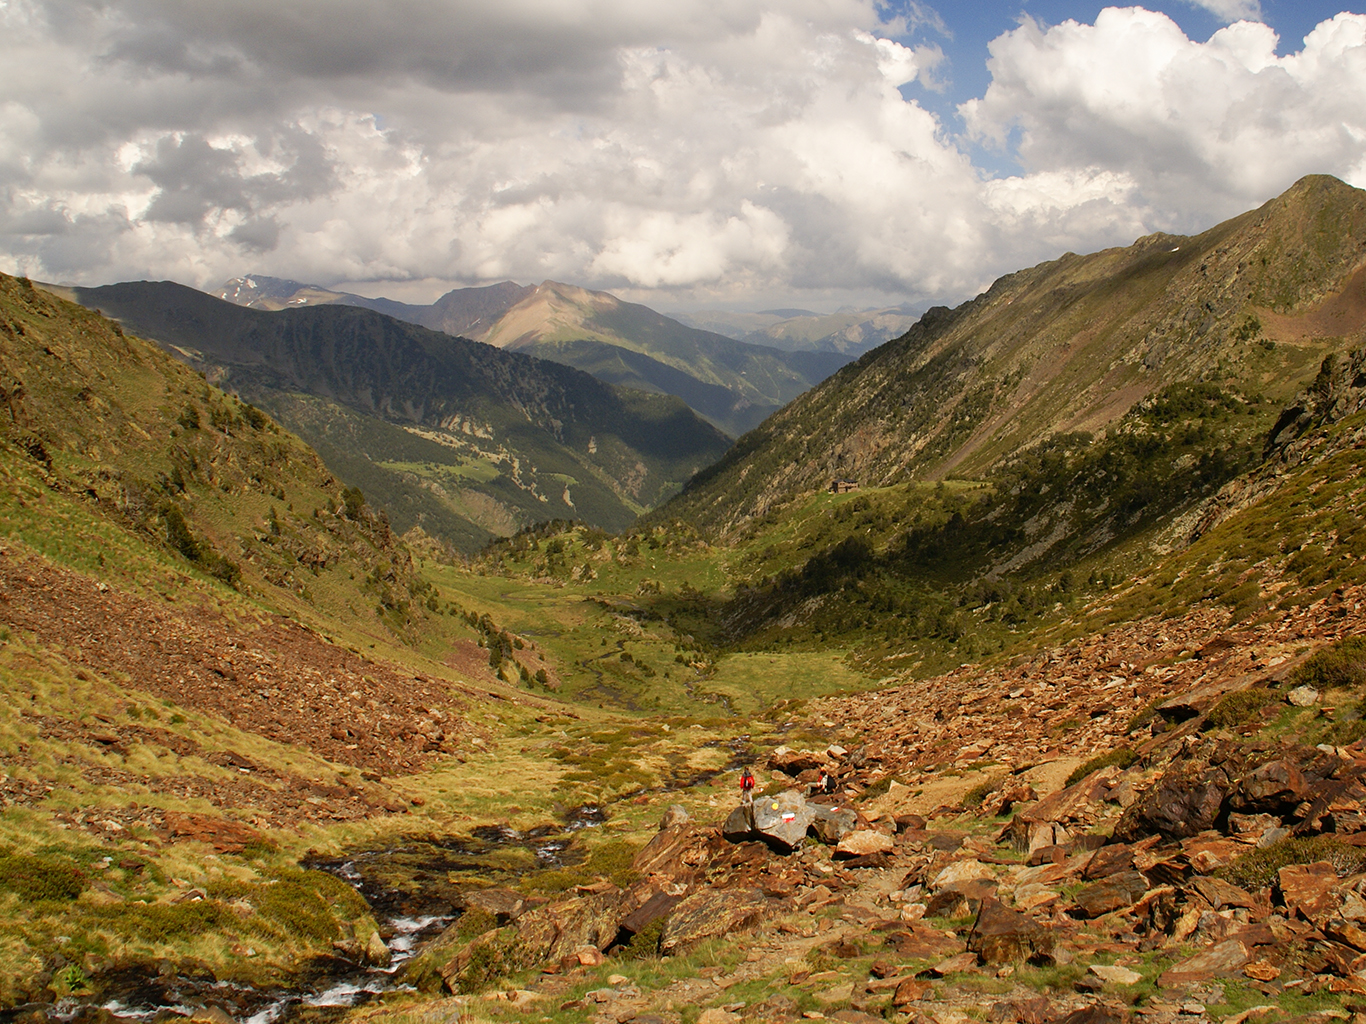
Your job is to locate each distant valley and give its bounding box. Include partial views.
[216,276,865,436]
[668,304,919,356]
[55,281,731,551]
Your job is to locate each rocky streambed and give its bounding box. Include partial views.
[8,807,606,1024]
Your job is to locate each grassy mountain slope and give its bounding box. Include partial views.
[665,175,1366,537]
[480,281,850,435]
[62,281,731,549]
[0,273,441,639]
[0,271,501,991]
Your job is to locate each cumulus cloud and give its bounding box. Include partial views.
[962,8,1366,232]
[1,1,1365,309]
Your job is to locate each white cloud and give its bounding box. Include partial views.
[1,2,1365,311]
[962,8,1366,232]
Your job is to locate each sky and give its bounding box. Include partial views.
[1,1,1364,314]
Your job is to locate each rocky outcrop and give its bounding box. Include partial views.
[658,888,771,955]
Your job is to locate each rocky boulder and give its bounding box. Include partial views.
[633,822,715,886]
[725,790,818,852]
[722,805,756,843]
[809,803,858,844]
[1072,870,1149,919]
[1112,760,1229,842]
[511,889,629,967]
[659,888,770,955]
[835,830,894,858]
[966,897,1055,965]
[769,747,826,775]
[1230,759,1310,814]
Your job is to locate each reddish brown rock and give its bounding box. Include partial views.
[981,783,1037,818]
[658,887,770,955]
[619,889,682,939]
[1073,870,1149,919]
[892,978,932,1006]
[1326,920,1366,952]
[931,952,980,975]
[1180,835,1245,874]
[1133,844,1192,886]
[887,923,965,959]
[1158,939,1251,987]
[1082,843,1138,881]
[1277,861,1342,923]
[967,897,1055,964]
[632,823,715,885]
[769,749,825,775]
[1232,760,1310,813]
[836,830,894,858]
[1243,960,1282,981]
[162,812,266,853]
[1112,761,1229,843]
[1189,876,1259,912]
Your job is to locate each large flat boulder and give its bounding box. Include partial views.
[659,887,770,954]
[751,790,815,851]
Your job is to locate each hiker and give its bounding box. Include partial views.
[739,766,756,806]
[808,769,838,797]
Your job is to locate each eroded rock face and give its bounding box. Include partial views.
[966,898,1055,965]
[1232,759,1310,814]
[1112,760,1230,842]
[633,822,716,886]
[658,888,770,955]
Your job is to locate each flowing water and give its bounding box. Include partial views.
[14,807,605,1024]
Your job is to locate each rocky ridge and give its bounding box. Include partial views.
[664,175,1366,537]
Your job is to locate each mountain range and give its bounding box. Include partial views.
[54,281,730,550]
[216,276,855,436]
[669,304,919,355]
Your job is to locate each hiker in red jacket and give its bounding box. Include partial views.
[740,766,756,807]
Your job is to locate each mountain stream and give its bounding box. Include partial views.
[20,806,608,1024]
